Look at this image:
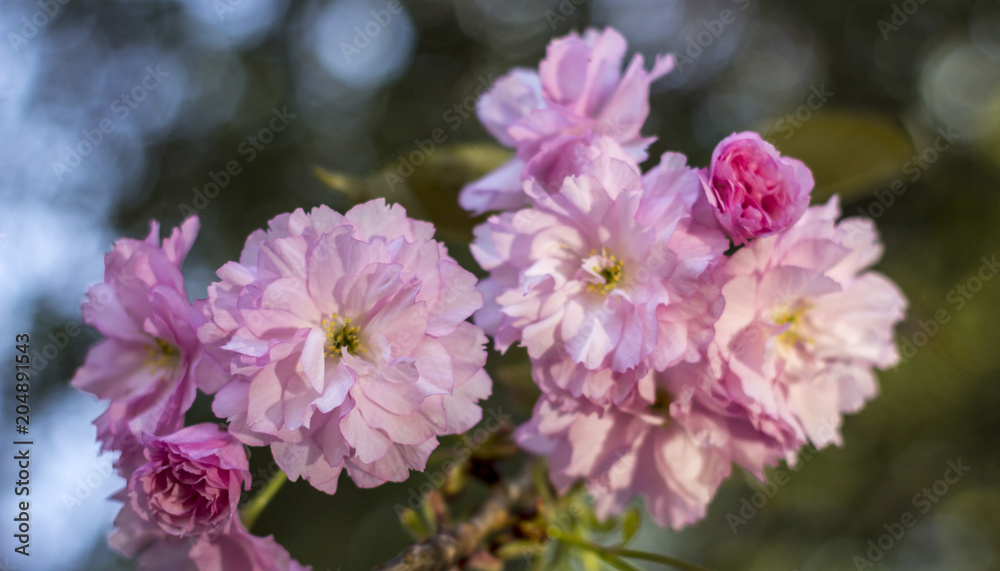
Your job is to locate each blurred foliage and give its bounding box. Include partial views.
[765,111,914,204]
[315,143,511,247]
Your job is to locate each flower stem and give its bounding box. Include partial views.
[550,530,715,571]
[240,470,287,531]
[614,548,715,571]
[599,553,645,571]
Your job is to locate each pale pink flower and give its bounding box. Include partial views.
[701,132,814,245]
[71,217,224,468]
[471,142,727,403]
[199,200,492,493]
[709,196,906,454]
[516,363,786,528]
[460,27,675,214]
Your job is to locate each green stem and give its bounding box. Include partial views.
[551,530,715,571]
[240,470,287,531]
[614,548,715,571]
[599,553,645,571]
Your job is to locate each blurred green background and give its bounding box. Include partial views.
[3,0,999,569]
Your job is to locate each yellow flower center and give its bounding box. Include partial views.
[321,314,364,358]
[586,248,625,295]
[773,302,813,348]
[146,337,180,369]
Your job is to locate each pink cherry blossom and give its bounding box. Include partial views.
[199,200,492,493]
[471,140,727,404]
[709,196,906,454]
[701,132,814,245]
[110,424,309,570]
[128,423,250,537]
[71,217,224,468]
[459,27,675,214]
[516,363,786,529]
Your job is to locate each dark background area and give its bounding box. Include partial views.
[1,0,998,569]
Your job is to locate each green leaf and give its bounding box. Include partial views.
[238,470,287,532]
[580,548,605,571]
[398,507,433,540]
[496,539,546,562]
[619,508,641,546]
[759,111,913,204]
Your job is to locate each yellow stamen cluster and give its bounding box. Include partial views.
[321,314,364,358]
[146,337,180,369]
[587,249,625,295]
[774,304,813,348]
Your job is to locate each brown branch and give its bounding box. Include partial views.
[374,470,534,571]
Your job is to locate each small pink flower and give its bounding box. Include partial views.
[71,217,225,468]
[701,132,814,245]
[110,423,311,571]
[459,27,674,214]
[128,423,250,537]
[199,200,492,493]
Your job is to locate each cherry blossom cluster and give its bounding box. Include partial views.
[68,24,907,569]
[462,27,906,528]
[72,201,493,568]
[72,219,311,569]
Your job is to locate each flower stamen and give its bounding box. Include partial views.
[321,314,364,358]
[584,248,625,295]
[773,301,813,348]
[145,337,180,370]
